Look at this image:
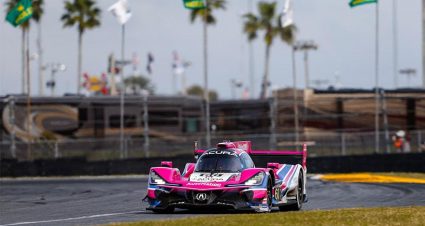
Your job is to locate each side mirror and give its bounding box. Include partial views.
[161,161,173,168]
[267,162,280,169]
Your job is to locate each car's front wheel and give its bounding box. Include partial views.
[279,172,303,211]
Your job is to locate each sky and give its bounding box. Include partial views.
[0,0,422,99]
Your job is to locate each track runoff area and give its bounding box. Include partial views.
[0,173,424,226]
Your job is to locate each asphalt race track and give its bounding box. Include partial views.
[1,177,424,226]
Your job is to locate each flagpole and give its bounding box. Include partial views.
[120,24,126,159]
[292,47,299,146]
[374,1,380,154]
[203,1,211,148]
[392,0,398,88]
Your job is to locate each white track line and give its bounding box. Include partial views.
[1,210,146,226]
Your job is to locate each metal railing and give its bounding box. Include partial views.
[1,130,424,161]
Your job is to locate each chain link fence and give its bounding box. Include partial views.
[1,130,424,161]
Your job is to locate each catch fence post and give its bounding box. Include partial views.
[8,96,17,159]
[341,132,346,156]
[54,141,60,159]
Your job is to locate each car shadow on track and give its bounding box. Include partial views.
[140,208,294,215]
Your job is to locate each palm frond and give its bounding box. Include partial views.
[189,0,226,25]
[61,0,101,34]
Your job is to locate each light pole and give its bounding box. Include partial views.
[293,41,318,89]
[423,0,425,87]
[291,47,299,145]
[293,41,318,138]
[45,63,67,96]
[142,89,150,158]
[399,68,417,87]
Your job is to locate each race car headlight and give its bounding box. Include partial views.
[150,170,166,185]
[244,172,265,185]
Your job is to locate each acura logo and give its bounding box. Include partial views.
[195,193,208,201]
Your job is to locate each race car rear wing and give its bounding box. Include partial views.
[193,141,307,169]
[236,141,307,169]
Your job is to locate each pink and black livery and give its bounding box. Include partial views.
[145,141,308,213]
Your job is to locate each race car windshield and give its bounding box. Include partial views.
[195,149,243,173]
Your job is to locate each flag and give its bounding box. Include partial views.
[172,51,191,75]
[172,51,184,75]
[108,0,131,25]
[183,0,206,9]
[5,0,33,27]
[280,0,293,28]
[146,52,154,75]
[132,52,139,72]
[349,0,377,8]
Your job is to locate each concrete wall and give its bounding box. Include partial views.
[1,153,424,177]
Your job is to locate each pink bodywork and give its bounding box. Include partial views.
[149,141,307,200]
[147,166,268,199]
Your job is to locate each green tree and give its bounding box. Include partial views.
[189,0,226,24]
[5,0,44,93]
[61,0,101,94]
[187,85,218,101]
[124,75,154,95]
[243,1,296,99]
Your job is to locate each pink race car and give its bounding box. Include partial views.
[145,141,308,213]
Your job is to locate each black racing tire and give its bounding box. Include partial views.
[266,177,273,211]
[279,172,303,211]
[152,206,175,214]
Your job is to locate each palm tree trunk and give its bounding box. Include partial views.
[77,31,83,94]
[22,28,26,94]
[203,8,211,148]
[261,44,271,99]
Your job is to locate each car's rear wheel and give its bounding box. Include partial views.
[266,177,273,212]
[279,172,303,211]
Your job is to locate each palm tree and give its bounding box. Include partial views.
[189,0,226,24]
[243,1,296,99]
[5,0,44,94]
[188,0,226,147]
[61,0,101,94]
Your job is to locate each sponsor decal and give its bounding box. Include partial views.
[186,182,222,187]
[190,173,238,182]
[205,150,237,156]
[274,187,281,200]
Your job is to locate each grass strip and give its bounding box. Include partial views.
[110,206,425,226]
